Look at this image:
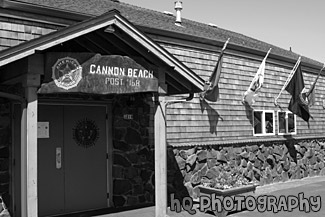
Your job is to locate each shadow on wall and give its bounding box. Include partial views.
[167,147,190,206]
[200,99,222,135]
[243,103,253,125]
[284,135,297,163]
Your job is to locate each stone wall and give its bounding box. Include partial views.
[112,94,155,207]
[108,93,325,207]
[0,99,11,208]
[172,139,325,199]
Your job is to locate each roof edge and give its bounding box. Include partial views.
[113,16,204,90]
[0,10,119,66]
[0,9,204,92]
[139,26,324,71]
[2,1,322,71]
[1,0,92,21]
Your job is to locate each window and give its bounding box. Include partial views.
[278,111,296,135]
[253,110,275,136]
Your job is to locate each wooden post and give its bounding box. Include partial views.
[21,54,44,217]
[21,55,43,217]
[21,86,38,217]
[154,97,167,217]
[154,67,168,217]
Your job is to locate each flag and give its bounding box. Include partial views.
[305,64,324,107]
[285,64,310,122]
[274,57,301,106]
[306,80,316,107]
[242,48,271,106]
[200,38,230,102]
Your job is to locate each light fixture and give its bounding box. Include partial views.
[104,25,115,33]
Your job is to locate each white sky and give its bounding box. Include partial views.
[121,0,325,63]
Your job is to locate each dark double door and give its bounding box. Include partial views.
[38,104,108,216]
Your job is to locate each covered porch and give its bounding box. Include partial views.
[0,9,204,217]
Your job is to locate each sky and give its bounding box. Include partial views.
[121,0,325,63]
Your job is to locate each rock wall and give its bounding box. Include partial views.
[112,94,155,207]
[0,99,11,208]
[172,139,325,199]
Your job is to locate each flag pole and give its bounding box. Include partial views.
[242,48,272,106]
[249,47,272,90]
[274,56,301,106]
[265,48,272,59]
[208,38,230,83]
[222,38,230,50]
[200,38,230,101]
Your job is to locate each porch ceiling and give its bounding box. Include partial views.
[0,9,204,95]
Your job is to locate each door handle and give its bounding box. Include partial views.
[56,147,62,169]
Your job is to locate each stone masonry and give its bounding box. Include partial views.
[172,139,325,199]
[112,94,155,207]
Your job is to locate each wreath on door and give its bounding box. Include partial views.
[73,118,99,148]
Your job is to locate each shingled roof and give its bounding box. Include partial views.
[3,0,323,68]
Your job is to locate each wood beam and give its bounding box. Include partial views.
[154,66,168,217]
[20,54,42,217]
[21,86,38,217]
[74,37,101,53]
[157,68,167,95]
[112,28,194,93]
[0,58,27,83]
[1,74,40,87]
[74,38,99,53]
[112,27,167,68]
[83,33,113,55]
[164,74,183,93]
[27,54,44,75]
[96,31,134,56]
[0,91,24,102]
[0,54,43,84]
[165,69,192,92]
[0,74,25,85]
[154,97,167,217]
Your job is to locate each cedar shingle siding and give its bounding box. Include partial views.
[1,0,324,147]
[0,17,57,51]
[11,0,323,68]
[163,44,325,146]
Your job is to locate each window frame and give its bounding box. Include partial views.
[277,111,297,135]
[252,110,275,136]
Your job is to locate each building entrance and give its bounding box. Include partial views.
[38,104,108,216]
